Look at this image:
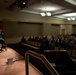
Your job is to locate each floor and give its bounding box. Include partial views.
[0,47,42,75]
[1,45,76,75]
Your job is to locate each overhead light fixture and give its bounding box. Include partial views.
[67,18,71,20]
[71,17,75,20]
[40,12,52,17]
[46,12,51,16]
[17,0,27,9]
[67,17,75,20]
[40,13,46,16]
[23,2,26,5]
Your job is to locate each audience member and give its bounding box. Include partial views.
[20,36,26,43]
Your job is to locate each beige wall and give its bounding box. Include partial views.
[72,25,76,34]
[41,23,51,35]
[60,25,72,35]
[3,21,61,37]
[50,24,60,35]
[3,21,42,37]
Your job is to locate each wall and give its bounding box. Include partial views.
[3,20,61,37]
[72,25,76,34]
[50,24,60,35]
[65,25,72,35]
[0,21,3,29]
[3,21,42,37]
[41,23,60,35]
[60,25,72,35]
[41,23,51,35]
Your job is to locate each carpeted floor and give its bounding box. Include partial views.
[0,47,42,75]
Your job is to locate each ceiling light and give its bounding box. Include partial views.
[67,18,71,20]
[40,13,46,16]
[46,12,51,16]
[67,17,76,20]
[23,2,26,5]
[71,17,75,20]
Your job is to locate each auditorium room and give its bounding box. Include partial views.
[0,0,76,75]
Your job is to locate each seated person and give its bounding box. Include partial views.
[20,36,26,43]
[39,38,50,53]
[0,37,6,50]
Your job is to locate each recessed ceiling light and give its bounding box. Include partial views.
[71,17,75,20]
[67,17,75,20]
[40,13,46,16]
[23,2,26,5]
[46,12,51,16]
[67,18,71,20]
